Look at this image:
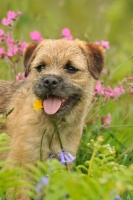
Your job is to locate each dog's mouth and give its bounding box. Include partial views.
[40,93,82,116]
[43,95,72,115]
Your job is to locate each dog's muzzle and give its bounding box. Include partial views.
[33,75,82,116]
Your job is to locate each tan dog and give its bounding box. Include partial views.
[0,39,104,199]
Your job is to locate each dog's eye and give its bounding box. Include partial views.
[64,63,79,74]
[36,64,45,72]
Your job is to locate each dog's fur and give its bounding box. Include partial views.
[0,39,104,199]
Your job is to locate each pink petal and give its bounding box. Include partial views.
[17,11,23,16]
[30,30,44,41]
[6,32,14,46]
[101,40,110,49]
[0,29,4,36]
[66,35,73,40]
[2,18,12,26]
[101,113,111,126]
[19,41,28,52]
[94,41,101,45]
[62,28,71,36]
[7,11,17,20]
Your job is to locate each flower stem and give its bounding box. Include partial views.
[49,120,62,149]
[40,129,46,161]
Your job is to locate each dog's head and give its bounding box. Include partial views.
[23,39,104,117]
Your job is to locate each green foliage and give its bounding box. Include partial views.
[0,134,133,199]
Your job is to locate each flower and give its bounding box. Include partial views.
[98,136,104,142]
[101,113,111,126]
[62,28,71,36]
[111,86,125,98]
[30,31,44,41]
[17,11,23,16]
[95,80,102,95]
[130,87,133,94]
[2,18,12,26]
[58,151,76,164]
[36,175,49,191]
[16,72,27,81]
[62,28,73,40]
[94,41,101,45]
[19,41,28,52]
[0,29,4,43]
[126,76,133,81]
[114,195,121,200]
[6,32,14,46]
[66,35,73,40]
[33,99,43,110]
[102,86,112,100]
[0,29,4,37]
[101,69,108,75]
[101,40,110,49]
[94,40,110,49]
[7,45,19,57]
[7,11,17,20]
[0,47,4,58]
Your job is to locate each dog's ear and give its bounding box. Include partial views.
[79,42,105,80]
[23,42,39,77]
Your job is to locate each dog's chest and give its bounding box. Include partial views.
[39,123,78,161]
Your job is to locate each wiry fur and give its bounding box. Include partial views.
[0,39,104,200]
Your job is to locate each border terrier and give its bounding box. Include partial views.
[0,39,104,199]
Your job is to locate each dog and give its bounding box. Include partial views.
[0,39,104,199]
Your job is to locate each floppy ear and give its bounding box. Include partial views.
[79,42,105,80]
[23,42,39,77]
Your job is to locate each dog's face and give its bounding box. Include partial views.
[23,39,104,117]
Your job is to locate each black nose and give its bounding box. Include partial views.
[43,77,59,89]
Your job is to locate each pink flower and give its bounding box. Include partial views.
[17,11,23,16]
[0,29,4,37]
[101,40,110,49]
[94,40,110,49]
[101,70,108,75]
[94,41,101,45]
[95,80,102,95]
[62,28,73,40]
[16,72,27,81]
[19,41,28,52]
[7,11,17,20]
[66,35,73,40]
[2,18,12,26]
[126,76,133,81]
[111,86,125,98]
[102,86,112,100]
[30,31,44,41]
[7,45,19,57]
[0,47,4,58]
[101,113,111,126]
[130,87,133,94]
[62,28,71,36]
[6,32,14,46]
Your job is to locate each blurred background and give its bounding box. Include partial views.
[0,0,133,82]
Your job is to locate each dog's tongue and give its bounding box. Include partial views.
[43,97,62,115]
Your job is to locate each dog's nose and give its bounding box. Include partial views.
[44,77,59,89]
